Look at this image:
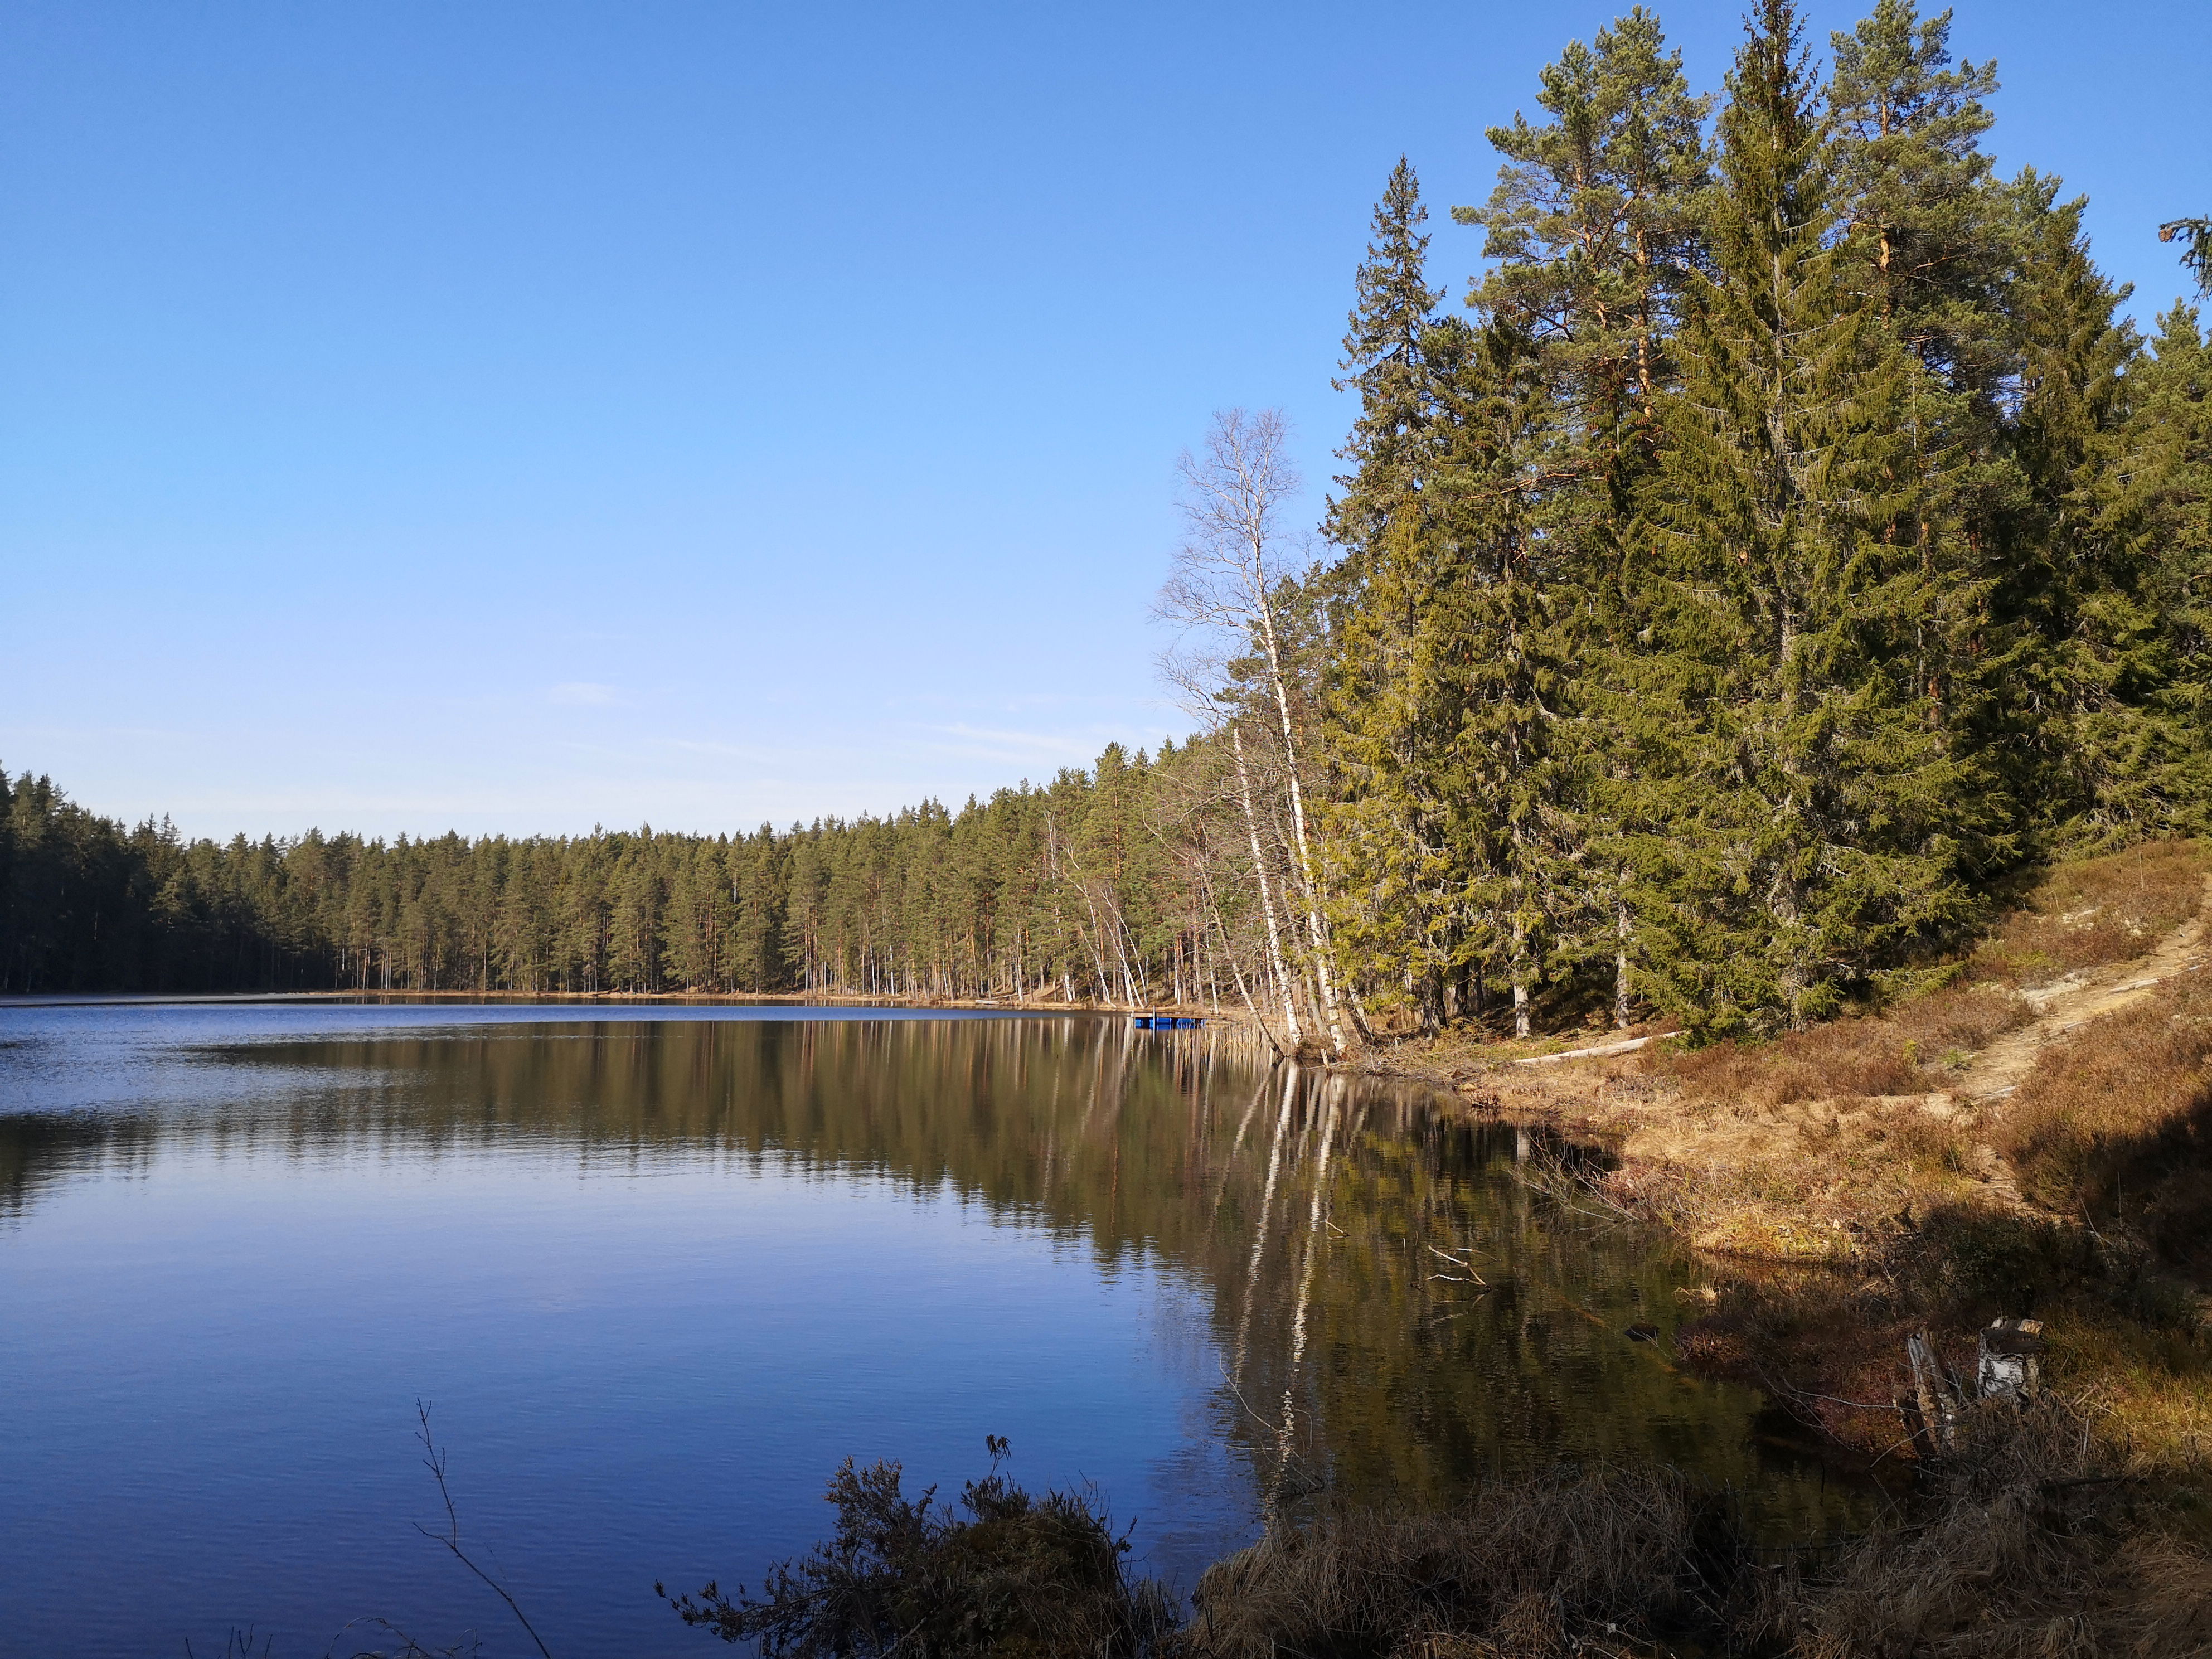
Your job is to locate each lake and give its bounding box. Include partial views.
[1,1002,1861,1656]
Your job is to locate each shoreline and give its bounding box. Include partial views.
[0,988,1240,1015]
[1342,861,2212,1477]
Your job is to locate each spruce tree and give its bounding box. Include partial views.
[1628,0,1992,1035]
[1822,0,2027,882]
[1320,161,1460,1027]
[2058,302,2212,840]
[1325,157,1444,567]
[2000,174,2157,843]
[1423,319,1579,1035]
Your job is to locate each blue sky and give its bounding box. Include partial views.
[4,1,2205,842]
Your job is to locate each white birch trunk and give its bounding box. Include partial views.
[1234,725,1304,1053]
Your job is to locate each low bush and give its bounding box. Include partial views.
[660,1445,1175,1659]
[1654,986,2030,1109]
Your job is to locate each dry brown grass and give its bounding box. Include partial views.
[1652,984,2036,1111]
[1968,840,2211,989]
[2043,1302,2212,1476]
[1999,972,2212,1265]
[1185,1468,1721,1659]
[1182,1400,2212,1658]
[1784,1396,2212,1658]
[1593,1086,1992,1271]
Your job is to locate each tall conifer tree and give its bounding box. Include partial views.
[1628,0,1991,1034]
[1459,7,1711,450]
[1453,11,1711,1025]
[1826,2,2005,390]
[1326,157,1444,569]
[1320,161,1460,1027]
[2001,175,2161,842]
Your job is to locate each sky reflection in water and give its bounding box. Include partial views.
[1,1003,1857,1657]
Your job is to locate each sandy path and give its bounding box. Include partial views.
[1952,874,2212,1105]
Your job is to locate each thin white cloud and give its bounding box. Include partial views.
[915,722,1178,767]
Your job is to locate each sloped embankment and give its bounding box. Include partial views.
[1386,843,2212,1466]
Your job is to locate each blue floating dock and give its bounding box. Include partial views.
[1131,1015,1204,1030]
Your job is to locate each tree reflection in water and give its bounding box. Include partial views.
[1,1012,1869,1538]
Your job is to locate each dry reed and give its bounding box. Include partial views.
[1179,1399,2212,1659]
[1785,1395,2212,1658]
[1184,1468,1722,1659]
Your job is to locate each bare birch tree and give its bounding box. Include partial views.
[1144,733,1297,1056]
[1156,408,1350,1058]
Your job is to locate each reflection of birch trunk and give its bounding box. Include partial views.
[1208,1075,1271,1226]
[1274,1083,1339,1498]
[1231,1065,1300,1385]
[1285,1088,1339,1380]
[1234,726,1304,1053]
[1078,1025,1129,1139]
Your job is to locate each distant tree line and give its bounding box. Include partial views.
[7,0,2209,1051]
[0,746,1235,1006]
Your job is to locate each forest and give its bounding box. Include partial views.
[6,0,2209,1057]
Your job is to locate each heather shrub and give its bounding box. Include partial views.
[2000,976,2212,1262]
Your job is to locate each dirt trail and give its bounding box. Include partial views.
[1388,870,2212,1246]
[1950,873,2212,1105]
[1391,870,2212,1186]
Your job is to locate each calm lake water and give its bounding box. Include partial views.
[2,1003,1862,1657]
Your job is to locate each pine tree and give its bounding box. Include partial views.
[1458,6,1710,446]
[2162,217,2212,299]
[1826,1,2005,390]
[1451,9,1711,1026]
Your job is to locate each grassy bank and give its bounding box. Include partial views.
[1367,842,2212,1479]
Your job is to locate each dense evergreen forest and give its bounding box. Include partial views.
[7,0,2209,1054]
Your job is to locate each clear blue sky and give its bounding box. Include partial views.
[4,1,2204,842]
